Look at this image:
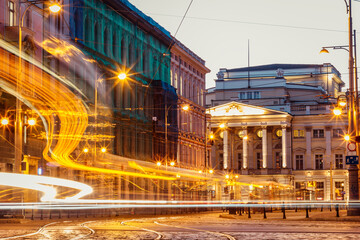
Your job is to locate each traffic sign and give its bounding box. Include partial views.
[346,155,359,165]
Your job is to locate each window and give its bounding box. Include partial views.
[219,153,223,170]
[275,152,282,168]
[237,153,242,170]
[315,154,323,169]
[247,92,253,99]
[256,129,263,138]
[333,129,343,138]
[313,129,324,138]
[8,1,15,26]
[315,181,324,200]
[254,91,261,99]
[335,181,345,200]
[335,154,343,169]
[296,155,304,170]
[294,130,305,138]
[239,92,246,100]
[256,152,262,169]
[275,129,282,137]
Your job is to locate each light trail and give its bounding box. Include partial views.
[0,173,93,201]
[0,39,177,181]
[0,200,359,210]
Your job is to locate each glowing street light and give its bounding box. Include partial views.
[49,3,61,13]
[209,134,214,140]
[170,161,175,167]
[198,170,202,174]
[182,105,189,111]
[333,108,342,116]
[209,169,214,174]
[1,118,9,126]
[27,118,36,126]
[225,174,229,179]
[219,123,225,129]
[339,101,346,107]
[243,135,248,140]
[101,147,106,153]
[156,161,161,167]
[235,175,239,179]
[83,148,89,153]
[118,73,127,80]
[344,134,350,141]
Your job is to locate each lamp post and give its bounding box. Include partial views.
[94,72,126,161]
[321,0,359,215]
[14,1,61,173]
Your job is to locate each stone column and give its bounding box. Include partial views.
[243,128,248,169]
[223,130,228,170]
[262,126,267,168]
[282,125,287,168]
[305,127,312,169]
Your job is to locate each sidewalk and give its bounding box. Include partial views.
[219,209,360,222]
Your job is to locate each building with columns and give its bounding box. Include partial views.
[206,64,348,201]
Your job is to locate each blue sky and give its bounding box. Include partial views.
[130,0,360,89]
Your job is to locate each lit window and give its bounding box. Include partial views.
[294,130,305,138]
[9,1,15,27]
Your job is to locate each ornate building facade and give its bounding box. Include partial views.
[170,38,210,170]
[206,64,348,201]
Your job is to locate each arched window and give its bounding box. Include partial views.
[121,38,126,64]
[142,49,147,74]
[84,16,91,45]
[112,32,117,58]
[128,42,134,66]
[104,27,109,55]
[74,9,81,39]
[94,22,100,51]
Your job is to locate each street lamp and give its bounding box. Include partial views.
[321,1,360,214]
[164,104,189,168]
[1,118,9,126]
[94,72,126,161]
[15,1,62,173]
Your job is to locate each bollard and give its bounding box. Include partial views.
[59,210,61,219]
[31,209,34,220]
[295,205,297,212]
[321,205,323,212]
[239,207,242,216]
[336,204,340,217]
[282,204,286,219]
[263,207,267,219]
[306,205,309,218]
[330,204,332,211]
[49,210,52,219]
[40,209,43,220]
[248,207,251,218]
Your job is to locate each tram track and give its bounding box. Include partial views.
[154,221,236,240]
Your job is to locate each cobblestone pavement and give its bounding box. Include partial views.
[0,210,359,239]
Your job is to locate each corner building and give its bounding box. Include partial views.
[206,64,348,201]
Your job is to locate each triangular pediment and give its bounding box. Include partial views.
[207,101,289,117]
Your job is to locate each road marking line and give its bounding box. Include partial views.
[0,221,59,240]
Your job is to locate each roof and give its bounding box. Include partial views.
[103,0,172,45]
[225,64,325,73]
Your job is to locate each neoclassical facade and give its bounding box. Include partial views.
[206,64,348,201]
